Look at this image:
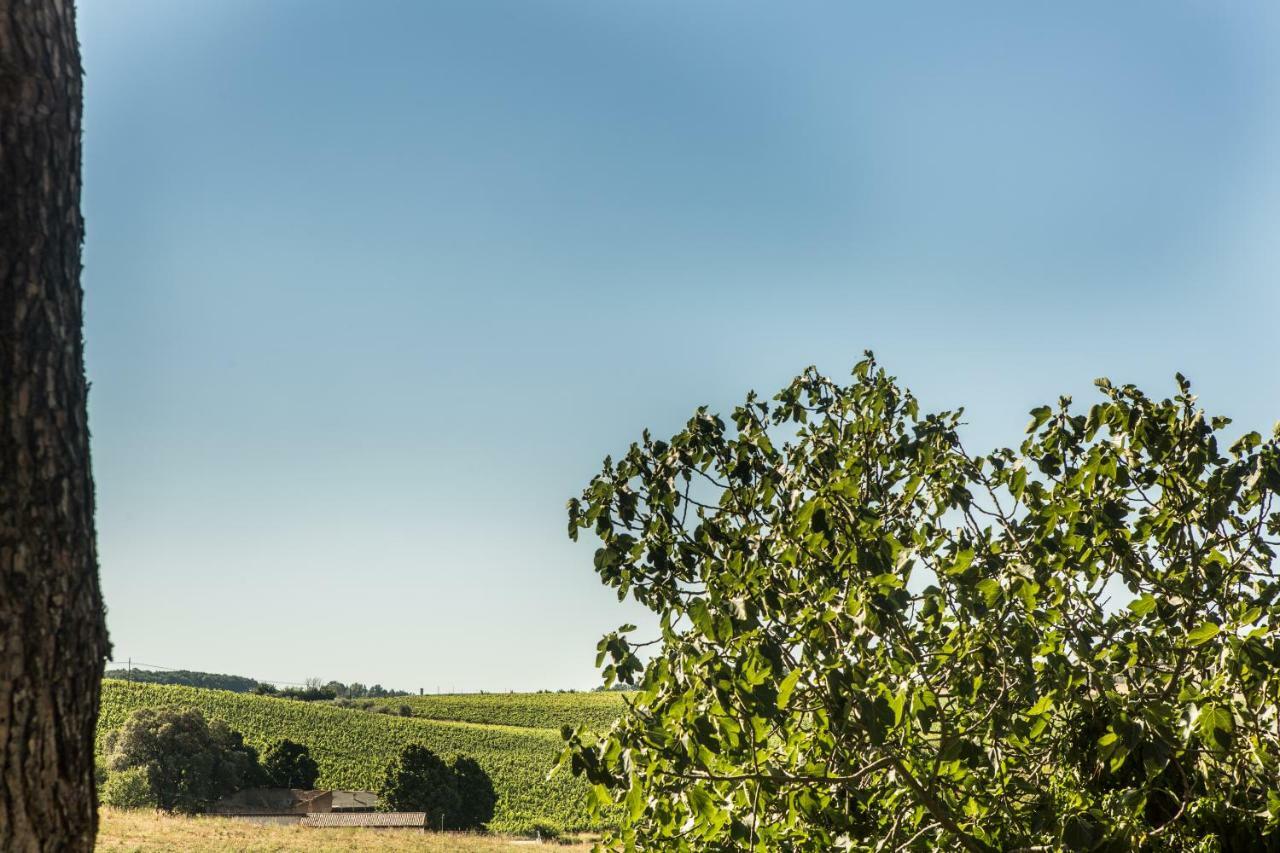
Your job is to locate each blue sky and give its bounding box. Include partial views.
[80,1,1280,691]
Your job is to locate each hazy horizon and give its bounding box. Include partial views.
[81,1,1280,691]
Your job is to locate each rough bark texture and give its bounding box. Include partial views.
[0,1,109,850]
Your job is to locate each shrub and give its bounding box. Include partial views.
[522,819,562,840]
[101,766,156,809]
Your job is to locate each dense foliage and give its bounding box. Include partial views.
[104,668,262,693]
[261,739,320,789]
[452,755,500,830]
[102,708,264,813]
[366,691,626,732]
[378,745,499,830]
[563,355,1280,851]
[379,744,464,826]
[99,680,613,833]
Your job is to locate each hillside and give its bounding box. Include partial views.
[98,680,621,834]
[366,690,626,732]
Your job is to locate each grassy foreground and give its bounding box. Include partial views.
[97,808,593,852]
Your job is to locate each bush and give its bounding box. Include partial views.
[101,766,156,809]
[103,707,262,813]
[261,739,319,789]
[521,820,562,840]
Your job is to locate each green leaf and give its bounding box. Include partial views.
[687,785,716,820]
[626,781,645,821]
[1026,695,1054,717]
[944,548,975,576]
[976,578,1001,608]
[1127,594,1157,617]
[1197,704,1234,751]
[888,690,909,728]
[776,669,802,710]
[1097,732,1127,773]
[1026,405,1052,434]
[1186,622,1220,646]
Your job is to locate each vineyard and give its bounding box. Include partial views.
[98,680,621,834]
[365,690,626,732]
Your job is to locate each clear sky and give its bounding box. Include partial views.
[79,1,1280,691]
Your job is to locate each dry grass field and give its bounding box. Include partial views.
[97,808,594,852]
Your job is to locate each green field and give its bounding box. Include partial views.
[367,690,626,732]
[98,680,622,834]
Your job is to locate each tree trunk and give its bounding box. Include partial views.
[0,1,109,850]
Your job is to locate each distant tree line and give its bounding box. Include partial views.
[104,668,412,701]
[255,678,410,701]
[105,668,262,693]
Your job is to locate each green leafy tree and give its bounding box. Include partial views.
[451,755,499,830]
[562,354,1280,851]
[103,708,263,813]
[378,744,461,827]
[261,739,319,789]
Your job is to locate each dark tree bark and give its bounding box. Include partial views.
[1,1,109,850]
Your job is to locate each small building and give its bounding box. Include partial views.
[330,790,380,812]
[209,788,332,823]
[301,812,427,831]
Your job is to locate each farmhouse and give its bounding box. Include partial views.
[209,788,332,819]
[209,788,383,824]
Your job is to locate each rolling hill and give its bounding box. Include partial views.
[98,680,624,834]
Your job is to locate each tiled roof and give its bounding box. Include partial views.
[210,788,329,813]
[330,790,380,809]
[301,812,427,828]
